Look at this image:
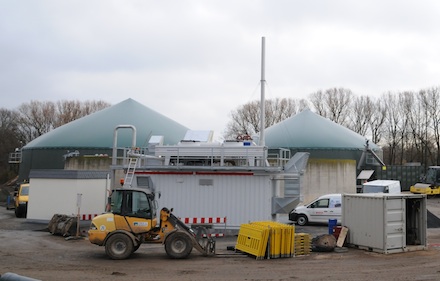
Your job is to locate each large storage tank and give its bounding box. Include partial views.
[265,109,384,202]
[342,193,427,254]
[18,98,189,182]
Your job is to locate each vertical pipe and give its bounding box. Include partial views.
[259,36,266,147]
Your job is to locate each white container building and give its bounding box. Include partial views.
[342,193,427,254]
[110,128,310,231]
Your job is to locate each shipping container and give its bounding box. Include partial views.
[342,193,427,254]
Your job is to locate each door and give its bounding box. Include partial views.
[112,190,155,234]
[308,198,330,223]
[385,198,405,251]
[308,196,341,223]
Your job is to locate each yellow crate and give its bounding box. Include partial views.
[235,223,270,260]
[250,221,295,258]
[236,221,297,259]
[294,233,311,256]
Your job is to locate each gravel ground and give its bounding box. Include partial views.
[1,197,440,281]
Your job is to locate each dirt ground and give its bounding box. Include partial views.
[2,199,440,281]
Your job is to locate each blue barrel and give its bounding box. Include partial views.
[328,219,337,234]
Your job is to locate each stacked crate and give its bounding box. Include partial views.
[235,221,295,259]
[294,233,311,256]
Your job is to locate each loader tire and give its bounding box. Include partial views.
[105,233,134,260]
[15,207,23,218]
[165,231,193,259]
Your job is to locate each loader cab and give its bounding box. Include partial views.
[423,166,440,185]
[110,188,157,219]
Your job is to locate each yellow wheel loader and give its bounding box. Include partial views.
[88,187,215,259]
[14,183,29,218]
[410,166,440,195]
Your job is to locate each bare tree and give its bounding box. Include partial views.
[54,100,110,128]
[415,90,433,165]
[223,97,308,140]
[16,100,111,144]
[367,99,386,146]
[309,87,353,126]
[55,100,83,128]
[382,92,410,164]
[348,95,374,136]
[0,108,21,176]
[419,87,440,164]
[309,90,326,117]
[402,90,430,164]
[398,92,413,164]
[17,101,56,143]
[80,100,111,115]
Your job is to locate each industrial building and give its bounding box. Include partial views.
[17,99,383,228]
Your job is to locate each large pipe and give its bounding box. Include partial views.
[112,125,137,166]
[259,36,266,147]
[111,125,137,189]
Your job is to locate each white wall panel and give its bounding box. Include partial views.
[150,174,273,229]
[27,178,108,221]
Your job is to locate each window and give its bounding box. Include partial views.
[310,199,329,208]
[126,191,151,218]
[199,179,213,186]
[111,191,123,214]
[20,186,29,196]
[111,190,152,219]
[137,176,153,188]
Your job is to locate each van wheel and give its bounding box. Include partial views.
[296,215,308,226]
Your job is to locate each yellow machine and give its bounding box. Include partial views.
[88,187,215,259]
[14,183,29,218]
[410,166,440,195]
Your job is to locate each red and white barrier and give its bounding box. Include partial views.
[80,214,99,220]
[182,217,227,224]
[203,233,225,238]
[180,217,227,238]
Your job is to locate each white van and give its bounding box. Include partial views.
[362,180,401,194]
[288,194,342,226]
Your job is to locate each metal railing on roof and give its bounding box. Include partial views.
[9,151,22,164]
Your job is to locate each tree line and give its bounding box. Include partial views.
[224,86,440,167]
[0,100,110,182]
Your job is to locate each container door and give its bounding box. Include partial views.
[385,198,405,251]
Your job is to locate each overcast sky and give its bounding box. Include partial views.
[2,1,440,140]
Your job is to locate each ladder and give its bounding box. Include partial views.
[124,157,139,187]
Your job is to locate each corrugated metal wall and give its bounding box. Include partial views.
[374,165,424,191]
[149,173,273,229]
[342,194,427,254]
